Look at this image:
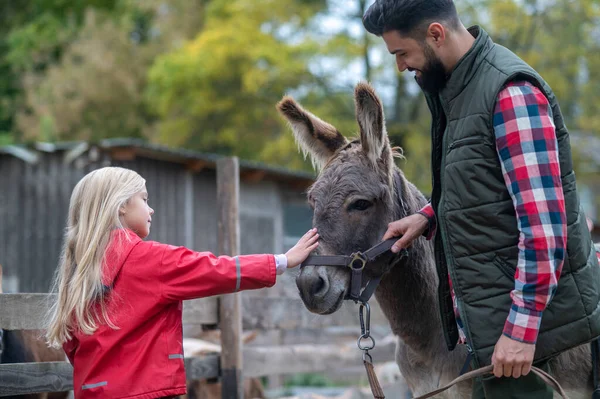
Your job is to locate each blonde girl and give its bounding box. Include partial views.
[45,166,318,399]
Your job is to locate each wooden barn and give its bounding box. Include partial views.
[0,138,315,293]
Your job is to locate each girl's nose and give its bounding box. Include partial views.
[150,207,155,215]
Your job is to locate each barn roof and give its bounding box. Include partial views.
[0,138,315,186]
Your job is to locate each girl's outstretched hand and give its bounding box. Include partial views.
[285,228,319,268]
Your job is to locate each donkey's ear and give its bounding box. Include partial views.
[355,82,390,164]
[277,96,347,170]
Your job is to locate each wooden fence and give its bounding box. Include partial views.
[0,294,393,396]
[0,158,394,398]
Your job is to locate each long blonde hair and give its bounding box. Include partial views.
[46,167,146,348]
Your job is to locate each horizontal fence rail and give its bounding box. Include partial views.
[0,356,220,397]
[0,294,387,331]
[0,342,396,397]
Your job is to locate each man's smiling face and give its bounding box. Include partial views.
[382,29,448,94]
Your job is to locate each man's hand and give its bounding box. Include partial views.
[491,334,536,378]
[382,213,429,253]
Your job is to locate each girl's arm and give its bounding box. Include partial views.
[160,249,277,301]
[156,229,318,302]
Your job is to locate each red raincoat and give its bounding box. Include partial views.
[63,229,276,398]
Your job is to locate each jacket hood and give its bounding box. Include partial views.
[101,228,141,287]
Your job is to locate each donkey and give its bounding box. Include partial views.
[277,82,593,398]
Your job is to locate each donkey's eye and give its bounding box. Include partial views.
[348,199,372,212]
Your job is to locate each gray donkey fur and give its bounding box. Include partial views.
[277,82,593,398]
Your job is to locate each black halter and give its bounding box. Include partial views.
[300,170,409,303]
[300,238,408,303]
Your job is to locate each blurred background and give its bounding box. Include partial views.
[1,1,600,398]
[0,0,598,193]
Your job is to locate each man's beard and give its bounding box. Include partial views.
[415,43,448,94]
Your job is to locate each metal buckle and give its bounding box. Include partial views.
[357,334,376,351]
[349,252,367,271]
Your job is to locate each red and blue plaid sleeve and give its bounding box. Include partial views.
[493,82,567,344]
[418,203,437,240]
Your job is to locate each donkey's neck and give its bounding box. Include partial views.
[374,243,444,356]
[374,170,447,357]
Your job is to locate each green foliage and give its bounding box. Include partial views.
[0,0,599,198]
[0,0,121,143]
[0,131,14,146]
[7,13,77,71]
[7,0,205,143]
[145,0,326,162]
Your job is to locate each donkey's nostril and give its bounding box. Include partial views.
[297,269,329,300]
[311,276,327,297]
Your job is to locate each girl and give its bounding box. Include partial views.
[45,167,318,399]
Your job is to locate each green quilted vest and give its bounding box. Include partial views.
[424,26,600,367]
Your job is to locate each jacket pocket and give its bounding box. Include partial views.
[492,254,516,280]
[448,137,482,151]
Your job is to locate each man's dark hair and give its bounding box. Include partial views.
[363,0,460,38]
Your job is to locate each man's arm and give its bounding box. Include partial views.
[493,81,566,345]
[491,81,566,378]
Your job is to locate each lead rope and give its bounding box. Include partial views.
[411,364,570,399]
[364,351,385,399]
[357,302,385,398]
[356,302,570,399]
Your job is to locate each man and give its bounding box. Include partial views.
[363,0,600,397]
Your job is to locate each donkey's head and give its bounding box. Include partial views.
[277,82,403,315]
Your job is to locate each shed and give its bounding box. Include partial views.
[0,139,315,293]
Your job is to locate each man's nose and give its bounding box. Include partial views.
[396,58,408,72]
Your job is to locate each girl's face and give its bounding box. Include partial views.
[121,187,154,238]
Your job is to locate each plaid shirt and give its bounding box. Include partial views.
[420,81,567,345]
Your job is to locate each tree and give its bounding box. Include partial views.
[12,0,205,142]
[0,0,121,144]
[145,0,328,163]
[16,10,150,141]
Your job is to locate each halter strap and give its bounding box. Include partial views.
[300,238,408,302]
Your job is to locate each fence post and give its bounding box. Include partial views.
[217,157,243,399]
